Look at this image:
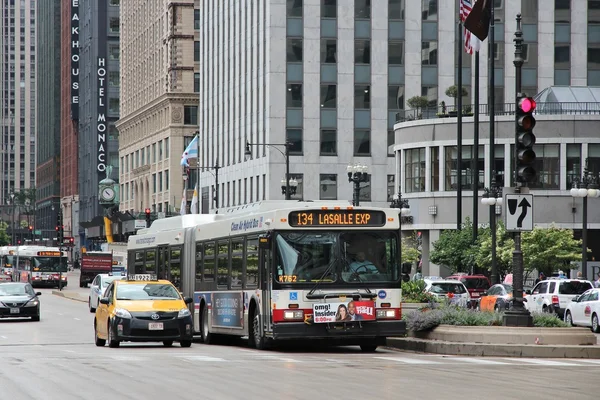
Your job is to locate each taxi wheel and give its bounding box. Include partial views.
[108,320,120,348]
[89,298,96,313]
[180,340,192,348]
[592,314,600,333]
[163,340,174,347]
[94,321,106,347]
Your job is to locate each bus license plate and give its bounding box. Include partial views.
[148,322,163,330]
[42,276,48,280]
[10,308,19,314]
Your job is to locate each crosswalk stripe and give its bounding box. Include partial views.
[254,355,301,363]
[504,358,580,366]
[448,357,510,365]
[575,359,600,365]
[176,355,227,362]
[374,356,442,365]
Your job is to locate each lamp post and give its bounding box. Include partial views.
[347,163,369,206]
[570,159,600,280]
[280,177,298,197]
[245,141,293,200]
[389,188,411,279]
[481,172,503,283]
[9,192,15,245]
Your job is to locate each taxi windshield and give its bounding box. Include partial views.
[115,283,180,300]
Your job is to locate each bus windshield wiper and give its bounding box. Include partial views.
[307,260,337,297]
[342,257,372,295]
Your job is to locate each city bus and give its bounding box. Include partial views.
[8,246,68,288]
[127,200,409,351]
[0,246,17,281]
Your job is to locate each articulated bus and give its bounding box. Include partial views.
[127,201,408,351]
[0,246,17,282]
[5,246,68,288]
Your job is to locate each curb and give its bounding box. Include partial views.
[386,337,600,358]
[51,290,87,303]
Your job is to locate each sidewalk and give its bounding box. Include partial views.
[51,269,88,303]
[52,288,87,303]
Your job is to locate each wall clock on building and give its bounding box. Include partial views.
[101,187,116,202]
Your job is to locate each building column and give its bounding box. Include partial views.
[570,0,588,86]
[537,4,555,89]
[404,2,422,110]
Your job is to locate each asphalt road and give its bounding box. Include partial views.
[0,280,595,400]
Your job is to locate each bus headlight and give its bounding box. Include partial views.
[178,308,191,318]
[114,308,132,319]
[283,310,304,320]
[376,309,397,319]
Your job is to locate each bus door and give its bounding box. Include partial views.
[259,245,273,333]
[156,245,170,280]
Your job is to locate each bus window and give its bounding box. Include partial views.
[217,240,229,288]
[169,246,182,290]
[145,250,156,274]
[134,251,144,274]
[231,239,243,288]
[195,242,203,289]
[245,237,259,288]
[203,242,215,281]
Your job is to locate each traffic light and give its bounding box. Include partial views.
[28,225,32,232]
[515,94,537,183]
[145,208,151,228]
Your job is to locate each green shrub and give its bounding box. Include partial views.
[401,280,437,303]
[532,313,568,328]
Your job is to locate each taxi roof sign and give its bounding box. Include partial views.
[127,274,158,281]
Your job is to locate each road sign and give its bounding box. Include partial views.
[505,193,533,232]
[34,229,41,235]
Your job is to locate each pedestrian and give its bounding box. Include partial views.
[577,271,583,279]
[595,273,600,288]
[535,272,545,285]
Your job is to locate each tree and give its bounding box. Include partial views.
[521,225,583,277]
[473,221,514,277]
[401,234,420,264]
[0,222,10,246]
[406,95,429,117]
[444,85,468,100]
[429,218,478,273]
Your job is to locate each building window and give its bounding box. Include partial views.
[110,0,119,5]
[387,130,394,157]
[194,9,200,29]
[554,45,570,63]
[555,0,570,9]
[493,144,505,186]
[355,0,371,19]
[354,85,370,109]
[287,39,303,62]
[422,86,438,107]
[320,174,337,200]
[290,173,304,200]
[321,39,337,63]
[108,98,120,114]
[387,175,395,202]
[287,84,303,108]
[286,129,303,155]
[194,73,200,92]
[422,0,438,20]
[405,148,426,193]
[388,85,405,109]
[354,40,371,64]
[194,41,200,62]
[109,44,119,60]
[354,130,370,156]
[421,41,438,65]
[566,144,581,189]
[320,130,337,155]
[109,18,120,33]
[430,146,439,191]
[109,71,119,87]
[322,0,337,18]
[287,0,303,17]
[389,0,405,20]
[184,106,198,125]
[530,144,560,189]
[359,174,372,202]
[320,85,337,108]
[388,41,404,65]
[444,145,484,191]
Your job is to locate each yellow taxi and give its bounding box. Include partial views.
[93,274,194,348]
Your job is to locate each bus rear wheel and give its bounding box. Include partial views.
[201,306,213,344]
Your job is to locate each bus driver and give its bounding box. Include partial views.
[348,252,379,274]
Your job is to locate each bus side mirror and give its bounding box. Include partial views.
[401,263,411,274]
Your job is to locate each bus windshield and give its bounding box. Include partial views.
[34,257,68,272]
[275,231,400,284]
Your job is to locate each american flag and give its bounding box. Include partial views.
[460,0,473,54]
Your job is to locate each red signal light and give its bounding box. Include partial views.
[519,97,536,113]
[145,208,151,214]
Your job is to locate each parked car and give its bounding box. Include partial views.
[525,278,593,318]
[477,284,515,312]
[423,279,470,308]
[564,288,600,332]
[88,272,127,313]
[446,274,491,308]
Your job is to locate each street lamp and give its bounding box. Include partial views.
[347,163,369,206]
[9,192,15,245]
[280,177,298,197]
[389,192,411,216]
[245,141,293,200]
[570,159,599,280]
[481,173,503,284]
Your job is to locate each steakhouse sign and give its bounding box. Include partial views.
[71,0,79,120]
[97,57,107,174]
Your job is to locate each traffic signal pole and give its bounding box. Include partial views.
[504,13,532,327]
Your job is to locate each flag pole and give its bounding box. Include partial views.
[457,15,463,231]
[488,2,498,285]
[472,49,480,244]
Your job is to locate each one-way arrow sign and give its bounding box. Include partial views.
[505,194,534,232]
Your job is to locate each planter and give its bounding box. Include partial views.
[402,302,430,312]
[448,111,458,117]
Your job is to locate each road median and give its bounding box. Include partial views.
[52,290,87,303]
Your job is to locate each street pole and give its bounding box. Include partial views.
[214,163,220,212]
[285,143,291,200]
[472,51,480,244]
[582,194,588,279]
[456,20,463,231]
[504,13,532,327]
[488,3,497,285]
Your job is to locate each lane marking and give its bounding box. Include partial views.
[448,357,510,365]
[374,356,442,365]
[74,318,81,321]
[254,354,301,363]
[176,355,228,362]
[575,359,600,365]
[0,336,7,339]
[504,358,579,366]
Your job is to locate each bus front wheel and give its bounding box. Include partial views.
[201,305,213,344]
[251,311,267,350]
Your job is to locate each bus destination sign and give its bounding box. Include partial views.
[38,251,61,257]
[288,210,386,227]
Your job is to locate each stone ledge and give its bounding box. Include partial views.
[52,290,87,303]
[387,337,600,358]
[412,325,596,346]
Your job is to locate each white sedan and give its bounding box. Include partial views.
[564,288,600,333]
[424,279,471,308]
[88,273,126,313]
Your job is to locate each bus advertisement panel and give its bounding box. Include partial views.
[126,201,410,352]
